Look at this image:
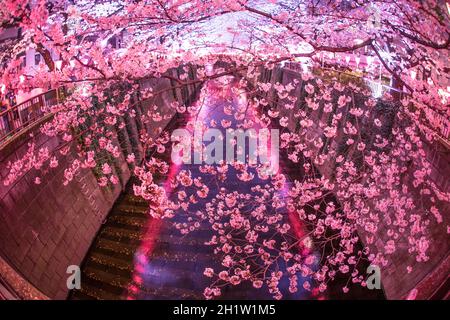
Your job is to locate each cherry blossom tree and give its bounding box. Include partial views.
[1,0,449,299]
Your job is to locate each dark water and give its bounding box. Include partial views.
[126,79,319,300]
[126,79,384,300]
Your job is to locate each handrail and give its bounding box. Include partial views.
[0,89,62,144]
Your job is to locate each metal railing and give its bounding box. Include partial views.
[0,89,62,144]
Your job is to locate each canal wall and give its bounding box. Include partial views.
[0,65,199,299]
[254,65,450,299]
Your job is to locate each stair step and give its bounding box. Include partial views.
[100,226,144,244]
[108,215,148,230]
[91,247,133,262]
[75,282,123,300]
[115,204,149,216]
[95,238,137,257]
[84,266,131,289]
[88,252,133,273]
[80,271,127,297]
[99,235,141,247]
[122,195,149,207]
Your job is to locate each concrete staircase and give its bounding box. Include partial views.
[69,184,150,300]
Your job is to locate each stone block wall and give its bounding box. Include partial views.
[255,65,450,299]
[0,130,125,299]
[0,65,199,299]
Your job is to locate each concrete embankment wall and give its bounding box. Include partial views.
[255,66,450,299]
[0,65,199,299]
